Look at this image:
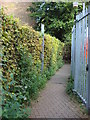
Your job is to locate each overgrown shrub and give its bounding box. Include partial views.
[1,9,64,118]
[66,76,74,95]
[63,42,71,63]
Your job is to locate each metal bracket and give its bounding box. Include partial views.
[86,64,88,71]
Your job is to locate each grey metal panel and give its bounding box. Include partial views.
[87,2,90,114]
[71,3,89,105]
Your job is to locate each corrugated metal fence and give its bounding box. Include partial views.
[71,3,90,111]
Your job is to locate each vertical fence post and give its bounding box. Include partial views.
[71,25,75,79]
[71,27,73,77]
[88,2,90,115]
[82,2,85,99]
[41,24,44,72]
[74,15,79,92]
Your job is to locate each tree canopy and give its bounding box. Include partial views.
[28,2,82,42]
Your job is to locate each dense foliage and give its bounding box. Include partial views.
[63,42,71,63]
[1,9,64,118]
[28,2,82,42]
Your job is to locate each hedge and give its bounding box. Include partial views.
[1,9,64,118]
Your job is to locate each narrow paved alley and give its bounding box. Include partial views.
[30,64,88,118]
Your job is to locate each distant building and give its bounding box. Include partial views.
[1,2,35,27]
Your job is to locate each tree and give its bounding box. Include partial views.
[28,2,82,42]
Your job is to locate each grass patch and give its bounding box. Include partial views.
[66,75,88,115]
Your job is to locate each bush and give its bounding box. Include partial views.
[1,9,64,118]
[66,76,74,95]
[63,42,71,63]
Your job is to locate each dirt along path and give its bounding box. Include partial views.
[30,64,88,118]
